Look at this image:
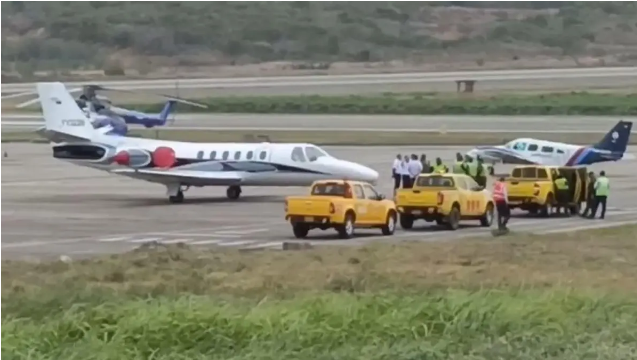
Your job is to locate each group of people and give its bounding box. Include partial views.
[391,154,448,191]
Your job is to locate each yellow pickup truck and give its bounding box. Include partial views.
[285,180,397,239]
[505,165,588,217]
[395,174,495,230]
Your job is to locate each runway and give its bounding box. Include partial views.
[3,143,637,260]
[3,67,637,98]
[3,114,636,133]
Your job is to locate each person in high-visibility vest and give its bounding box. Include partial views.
[452,153,464,174]
[432,157,449,174]
[475,156,487,187]
[590,170,610,219]
[492,176,510,231]
[553,172,570,214]
[465,155,478,178]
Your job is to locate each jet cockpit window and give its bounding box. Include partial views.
[291,147,306,162]
[305,146,328,162]
[512,142,527,151]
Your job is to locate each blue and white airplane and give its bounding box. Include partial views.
[467,120,633,166]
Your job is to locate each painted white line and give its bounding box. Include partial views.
[189,239,224,245]
[216,240,258,247]
[243,241,283,249]
[97,236,131,242]
[535,220,637,235]
[146,233,242,239]
[129,237,162,243]
[1,239,85,249]
[215,228,270,235]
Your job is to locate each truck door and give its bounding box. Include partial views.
[576,167,588,203]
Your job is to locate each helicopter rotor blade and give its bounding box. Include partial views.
[1,90,37,100]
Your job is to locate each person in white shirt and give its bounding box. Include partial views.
[392,154,402,192]
[400,155,411,188]
[407,154,422,188]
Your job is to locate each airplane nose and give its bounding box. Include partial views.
[341,160,379,184]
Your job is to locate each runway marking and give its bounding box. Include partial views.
[243,241,283,249]
[215,228,270,235]
[216,240,257,247]
[98,236,132,242]
[129,237,162,243]
[536,219,637,235]
[189,239,224,245]
[146,233,242,239]
[159,238,191,244]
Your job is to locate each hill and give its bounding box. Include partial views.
[2,2,637,78]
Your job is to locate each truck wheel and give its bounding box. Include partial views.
[381,211,397,236]
[337,213,355,239]
[480,203,494,227]
[292,224,309,239]
[446,206,461,230]
[399,213,414,229]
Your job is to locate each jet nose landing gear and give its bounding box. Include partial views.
[226,185,242,200]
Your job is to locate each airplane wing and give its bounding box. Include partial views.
[471,146,538,165]
[110,168,245,186]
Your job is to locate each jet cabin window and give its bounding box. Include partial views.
[247,151,254,160]
[210,151,217,160]
[305,146,328,162]
[197,151,204,159]
[234,151,241,160]
[541,146,554,153]
[527,144,538,151]
[259,151,267,160]
[291,147,306,162]
[222,151,229,160]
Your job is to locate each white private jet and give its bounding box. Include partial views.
[466,120,633,166]
[36,82,379,203]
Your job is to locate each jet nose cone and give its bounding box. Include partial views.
[341,161,379,184]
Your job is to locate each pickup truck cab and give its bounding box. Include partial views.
[505,165,588,216]
[285,180,397,239]
[395,174,495,230]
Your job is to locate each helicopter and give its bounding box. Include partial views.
[2,84,208,136]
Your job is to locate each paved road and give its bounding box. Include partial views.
[3,143,636,260]
[3,67,637,99]
[3,114,636,133]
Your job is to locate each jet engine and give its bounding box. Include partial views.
[52,144,117,164]
[112,146,177,169]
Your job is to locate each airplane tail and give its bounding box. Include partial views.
[592,120,632,154]
[37,82,98,142]
[158,100,177,125]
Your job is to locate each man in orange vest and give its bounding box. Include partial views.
[492,176,510,232]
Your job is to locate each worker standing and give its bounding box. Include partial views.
[452,153,464,174]
[580,171,596,217]
[392,154,402,196]
[400,155,411,188]
[553,172,569,215]
[407,154,422,187]
[432,157,449,174]
[465,155,477,179]
[492,176,510,232]
[475,156,487,187]
[590,170,610,219]
[420,154,431,174]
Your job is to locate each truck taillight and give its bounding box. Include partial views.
[329,202,335,214]
[437,192,444,205]
[284,200,288,212]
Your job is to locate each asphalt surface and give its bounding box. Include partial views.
[3,67,637,98]
[4,114,637,133]
[3,143,637,260]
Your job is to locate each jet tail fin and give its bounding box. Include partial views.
[37,82,96,142]
[158,100,177,124]
[593,120,633,154]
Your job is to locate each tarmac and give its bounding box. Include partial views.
[3,143,637,261]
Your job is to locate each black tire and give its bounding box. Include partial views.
[169,191,184,204]
[337,212,355,239]
[226,185,241,200]
[399,213,414,229]
[292,223,309,239]
[480,202,494,227]
[446,206,461,230]
[381,211,397,236]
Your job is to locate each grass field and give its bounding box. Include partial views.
[3,224,637,359]
[2,129,632,146]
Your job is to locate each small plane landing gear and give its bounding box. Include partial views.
[166,184,189,204]
[226,185,242,200]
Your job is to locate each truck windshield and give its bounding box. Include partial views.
[416,176,455,187]
[311,183,347,196]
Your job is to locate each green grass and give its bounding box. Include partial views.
[117,92,637,115]
[3,225,637,359]
[2,128,633,146]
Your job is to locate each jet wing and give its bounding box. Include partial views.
[472,146,538,165]
[110,168,245,186]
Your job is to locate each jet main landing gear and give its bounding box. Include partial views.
[167,184,190,204]
[226,185,242,200]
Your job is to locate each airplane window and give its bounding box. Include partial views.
[210,151,217,160]
[513,142,527,151]
[259,151,267,160]
[222,151,229,160]
[234,151,241,160]
[291,146,306,162]
[247,151,254,160]
[197,151,204,159]
[538,168,548,179]
[527,144,538,151]
[556,149,565,154]
[305,146,329,162]
[541,146,554,153]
